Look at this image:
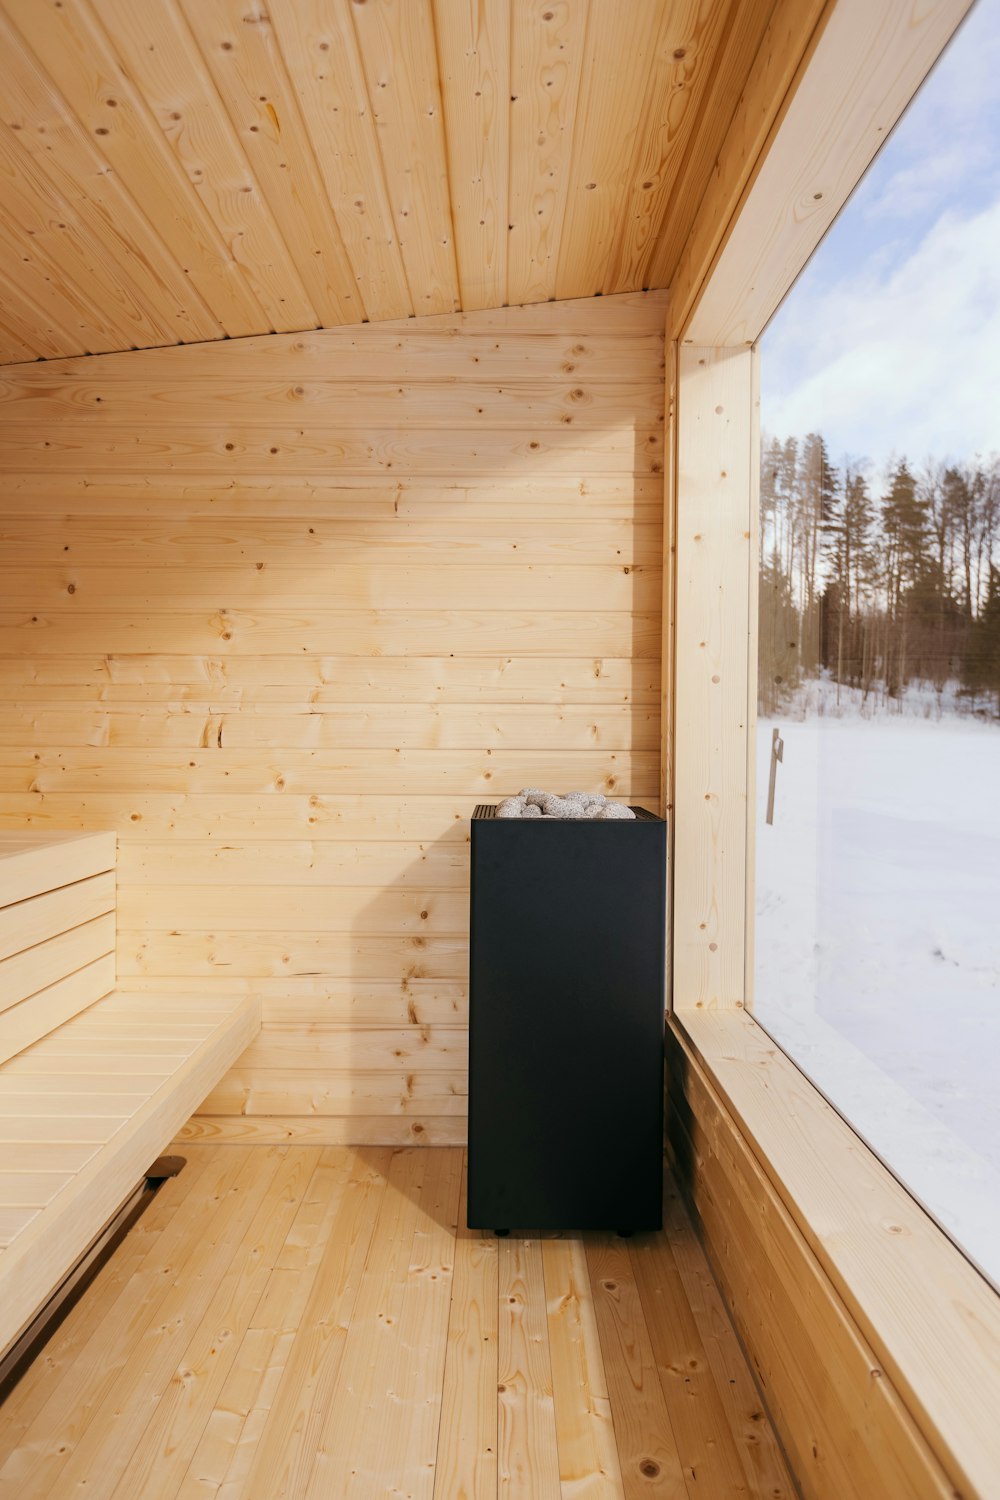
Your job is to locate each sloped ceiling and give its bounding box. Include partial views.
[0,0,774,363]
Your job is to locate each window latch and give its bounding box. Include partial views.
[766,727,784,825]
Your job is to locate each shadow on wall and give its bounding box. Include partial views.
[347,830,471,1185]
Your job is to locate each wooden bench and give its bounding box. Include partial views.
[0,832,259,1357]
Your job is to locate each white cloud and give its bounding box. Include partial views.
[762,197,1000,471]
[761,0,1000,476]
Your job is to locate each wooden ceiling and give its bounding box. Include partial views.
[0,0,775,364]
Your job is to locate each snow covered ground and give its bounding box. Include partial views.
[755,683,1000,1287]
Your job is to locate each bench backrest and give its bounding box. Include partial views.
[0,831,117,1066]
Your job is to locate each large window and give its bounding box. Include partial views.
[755,0,1000,1286]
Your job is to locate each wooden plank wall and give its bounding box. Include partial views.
[0,290,666,1145]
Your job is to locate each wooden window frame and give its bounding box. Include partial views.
[665,1,1000,1493]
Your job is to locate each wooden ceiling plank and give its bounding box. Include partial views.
[0,272,78,361]
[0,316,38,368]
[506,0,588,308]
[267,0,412,324]
[644,0,774,292]
[349,0,460,316]
[604,0,733,295]
[432,0,510,313]
[553,0,667,301]
[0,128,175,353]
[87,0,318,337]
[0,38,216,352]
[176,0,363,327]
[0,0,265,340]
[664,0,831,342]
[0,216,119,355]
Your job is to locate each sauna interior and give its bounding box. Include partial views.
[0,0,997,1496]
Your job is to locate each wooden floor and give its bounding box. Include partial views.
[0,1146,796,1499]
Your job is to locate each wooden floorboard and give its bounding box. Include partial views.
[0,1147,797,1500]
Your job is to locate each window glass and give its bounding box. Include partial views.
[756,0,1000,1286]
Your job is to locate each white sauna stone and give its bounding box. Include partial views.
[495,788,636,820]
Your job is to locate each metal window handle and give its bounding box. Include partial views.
[766,727,784,825]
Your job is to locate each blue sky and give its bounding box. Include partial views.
[761,0,1000,480]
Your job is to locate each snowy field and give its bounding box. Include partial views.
[755,686,1000,1287]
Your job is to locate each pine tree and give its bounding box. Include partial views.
[797,433,838,676]
[881,459,929,696]
[821,463,876,694]
[963,566,1000,713]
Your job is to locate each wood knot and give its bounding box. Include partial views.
[640,1460,660,1478]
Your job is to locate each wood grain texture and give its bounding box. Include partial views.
[0,0,259,340]
[0,828,114,906]
[0,570,665,618]
[224,1147,392,1500]
[667,1058,953,1499]
[554,1,664,302]
[670,1010,1000,1500]
[178,1113,467,1147]
[0,991,261,1357]
[100,1147,320,1500]
[601,0,732,298]
[0,1,765,361]
[175,0,360,327]
[0,7,225,351]
[586,1235,687,1498]
[349,0,459,317]
[0,1150,795,1499]
[506,0,588,308]
[434,0,509,312]
[0,872,115,965]
[266,0,412,323]
[659,1178,796,1499]
[0,295,664,1142]
[684,0,973,347]
[664,0,832,342]
[543,1234,624,1497]
[0,955,117,1067]
[497,1234,560,1498]
[87,0,318,335]
[671,346,752,1008]
[435,1160,499,1499]
[644,0,774,297]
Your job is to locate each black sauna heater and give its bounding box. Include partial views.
[468,803,667,1234]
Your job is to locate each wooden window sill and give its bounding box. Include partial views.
[670,1006,1000,1499]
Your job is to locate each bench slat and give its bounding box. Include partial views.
[0,991,260,1356]
[0,873,116,966]
[0,914,116,1017]
[0,956,118,1066]
[0,832,115,908]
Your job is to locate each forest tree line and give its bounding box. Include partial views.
[759,433,1000,715]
